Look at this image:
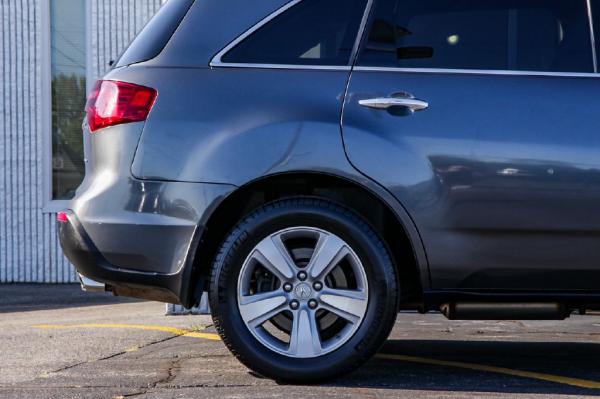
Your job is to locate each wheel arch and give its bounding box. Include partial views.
[184,171,430,309]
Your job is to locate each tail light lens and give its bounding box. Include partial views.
[86,80,157,133]
[56,211,69,223]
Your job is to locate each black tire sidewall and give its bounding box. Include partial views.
[209,199,398,382]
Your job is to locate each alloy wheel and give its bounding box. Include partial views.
[237,227,369,358]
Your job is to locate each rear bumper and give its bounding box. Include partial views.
[59,178,235,306]
[59,210,185,303]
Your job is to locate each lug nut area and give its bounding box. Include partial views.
[297,271,307,281]
[285,275,323,310]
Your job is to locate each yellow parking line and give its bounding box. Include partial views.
[184,331,223,340]
[33,323,221,341]
[376,353,600,390]
[33,324,600,389]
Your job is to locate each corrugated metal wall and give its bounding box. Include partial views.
[0,0,162,283]
[91,0,163,81]
[0,0,48,283]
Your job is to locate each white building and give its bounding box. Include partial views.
[1,0,164,283]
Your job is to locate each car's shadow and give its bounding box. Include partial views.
[329,339,600,395]
[0,284,139,313]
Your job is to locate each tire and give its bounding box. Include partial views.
[209,197,399,383]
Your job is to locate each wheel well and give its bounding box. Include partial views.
[188,173,423,308]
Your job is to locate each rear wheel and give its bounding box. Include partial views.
[209,198,398,382]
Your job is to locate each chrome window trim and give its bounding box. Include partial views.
[587,0,598,73]
[210,63,352,71]
[210,0,371,71]
[353,66,600,78]
[349,0,375,64]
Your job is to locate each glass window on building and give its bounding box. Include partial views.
[51,0,86,200]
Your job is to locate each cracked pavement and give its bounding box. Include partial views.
[2,285,600,398]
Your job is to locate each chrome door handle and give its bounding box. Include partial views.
[359,96,429,112]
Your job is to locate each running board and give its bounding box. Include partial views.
[440,302,570,320]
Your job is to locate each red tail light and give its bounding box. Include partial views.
[86,80,157,133]
[56,211,69,223]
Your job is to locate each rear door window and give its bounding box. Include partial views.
[220,0,368,66]
[359,0,595,73]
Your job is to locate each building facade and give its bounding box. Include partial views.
[0,0,163,283]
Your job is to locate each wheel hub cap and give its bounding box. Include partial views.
[294,283,313,299]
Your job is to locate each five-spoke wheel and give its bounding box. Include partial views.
[209,198,398,382]
[237,227,368,358]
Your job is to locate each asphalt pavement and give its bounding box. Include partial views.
[1,284,600,398]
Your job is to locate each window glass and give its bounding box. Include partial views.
[359,0,594,72]
[222,0,368,66]
[51,0,86,199]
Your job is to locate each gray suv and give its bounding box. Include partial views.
[59,0,600,382]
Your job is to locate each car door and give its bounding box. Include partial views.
[342,0,600,290]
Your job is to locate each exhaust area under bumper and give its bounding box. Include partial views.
[78,273,106,293]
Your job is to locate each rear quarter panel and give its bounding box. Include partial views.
[127,67,354,184]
